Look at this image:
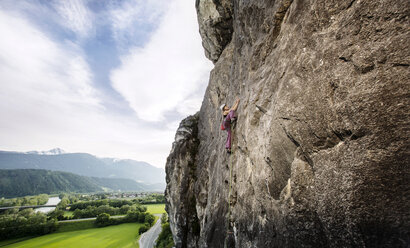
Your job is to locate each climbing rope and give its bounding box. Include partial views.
[228,133,233,224]
[225,126,234,248]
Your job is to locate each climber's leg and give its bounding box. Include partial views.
[223,110,236,153]
[226,128,231,152]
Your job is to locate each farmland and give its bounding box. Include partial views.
[3,223,144,248]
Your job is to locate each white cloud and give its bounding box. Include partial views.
[0,10,99,109]
[53,0,94,38]
[0,9,175,168]
[0,0,213,168]
[110,0,213,122]
[109,0,168,47]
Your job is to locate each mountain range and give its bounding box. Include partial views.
[0,149,165,183]
[0,149,166,196]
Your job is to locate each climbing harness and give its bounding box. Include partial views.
[221,123,226,130]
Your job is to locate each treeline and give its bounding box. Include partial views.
[72,204,145,219]
[95,211,155,229]
[67,199,145,219]
[68,200,156,234]
[57,192,109,204]
[0,194,49,207]
[69,199,139,211]
[56,192,165,205]
[136,193,165,204]
[0,208,57,240]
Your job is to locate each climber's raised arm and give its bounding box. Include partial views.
[231,98,240,111]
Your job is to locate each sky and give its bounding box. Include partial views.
[0,0,213,168]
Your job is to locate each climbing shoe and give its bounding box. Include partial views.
[227,149,231,154]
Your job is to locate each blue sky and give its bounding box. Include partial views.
[0,0,213,168]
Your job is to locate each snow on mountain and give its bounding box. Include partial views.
[26,148,66,155]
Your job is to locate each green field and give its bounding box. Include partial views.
[0,237,33,247]
[63,211,73,217]
[56,219,96,233]
[3,223,143,248]
[0,204,165,247]
[143,204,165,214]
[62,204,165,216]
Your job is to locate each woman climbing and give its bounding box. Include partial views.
[220,98,240,154]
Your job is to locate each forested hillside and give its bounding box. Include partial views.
[0,169,155,198]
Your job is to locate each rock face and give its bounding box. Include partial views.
[196,0,233,62]
[165,113,201,248]
[165,0,410,247]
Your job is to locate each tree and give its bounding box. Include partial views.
[0,210,58,240]
[73,209,82,219]
[155,223,174,248]
[160,213,168,224]
[138,212,147,222]
[48,209,65,220]
[57,198,69,210]
[125,211,140,222]
[95,213,110,227]
[19,208,34,218]
[120,205,131,214]
[145,214,155,226]
[96,205,114,215]
[138,223,151,235]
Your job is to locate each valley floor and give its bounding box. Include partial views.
[2,223,143,248]
[0,204,166,248]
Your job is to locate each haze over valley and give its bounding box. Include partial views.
[0,148,165,197]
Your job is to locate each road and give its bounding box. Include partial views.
[139,214,162,248]
[0,204,59,211]
[0,198,67,211]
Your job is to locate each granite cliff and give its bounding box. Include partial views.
[165,0,409,247]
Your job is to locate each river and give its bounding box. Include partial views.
[35,196,61,213]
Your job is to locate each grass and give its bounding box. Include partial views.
[143,204,165,215]
[0,237,34,247]
[62,203,166,216]
[63,211,73,217]
[1,205,165,247]
[56,219,96,233]
[3,223,144,248]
